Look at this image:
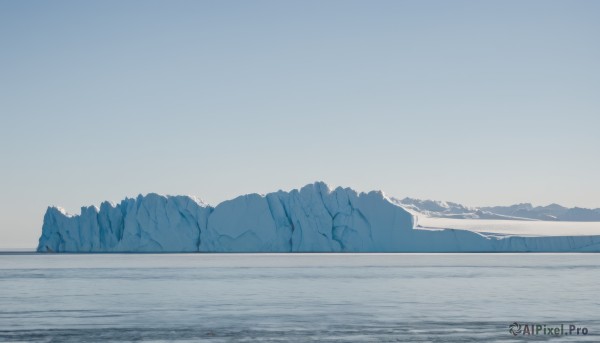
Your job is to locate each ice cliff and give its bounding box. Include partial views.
[37,182,600,253]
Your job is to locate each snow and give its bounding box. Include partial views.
[37,182,600,253]
[417,216,600,237]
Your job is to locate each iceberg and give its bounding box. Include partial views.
[37,182,600,253]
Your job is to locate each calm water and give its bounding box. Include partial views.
[0,253,599,342]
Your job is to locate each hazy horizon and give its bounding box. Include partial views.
[1,0,599,248]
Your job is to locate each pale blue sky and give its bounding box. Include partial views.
[1,0,599,247]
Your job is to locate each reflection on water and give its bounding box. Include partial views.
[0,253,599,342]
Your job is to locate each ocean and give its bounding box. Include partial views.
[0,253,598,342]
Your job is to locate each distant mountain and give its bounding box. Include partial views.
[394,198,600,222]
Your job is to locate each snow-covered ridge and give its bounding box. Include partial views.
[38,182,600,252]
[394,197,600,222]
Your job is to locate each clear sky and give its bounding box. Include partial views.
[1,0,599,248]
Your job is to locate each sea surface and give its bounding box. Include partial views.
[0,253,599,342]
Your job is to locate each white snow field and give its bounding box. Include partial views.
[416,216,600,237]
[37,182,600,253]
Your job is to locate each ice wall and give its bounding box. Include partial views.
[37,182,600,253]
